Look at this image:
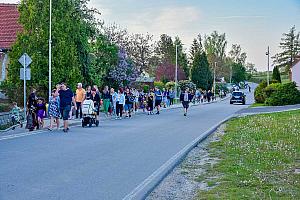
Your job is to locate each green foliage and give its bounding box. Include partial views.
[178,80,196,91]
[191,52,213,90]
[232,62,246,84]
[255,81,300,106]
[254,80,268,103]
[165,81,175,89]
[143,85,150,93]
[154,81,165,90]
[1,0,99,102]
[272,66,282,83]
[89,34,118,86]
[0,103,11,112]
[265,82,300,106]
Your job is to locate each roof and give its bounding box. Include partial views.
[0,4,22,50]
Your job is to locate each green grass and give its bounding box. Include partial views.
[249,103,266,108]
[196,110,300,199]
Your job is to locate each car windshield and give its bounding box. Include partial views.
[232,92,242,96]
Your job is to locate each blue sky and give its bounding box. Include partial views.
[5,0,300,71]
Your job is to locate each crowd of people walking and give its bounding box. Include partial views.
[19,82,222,133]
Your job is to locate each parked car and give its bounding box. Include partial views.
[230,91,246,105]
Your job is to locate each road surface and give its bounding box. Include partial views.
[0,87,254,200]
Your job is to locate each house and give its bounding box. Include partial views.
[291,57,300,89]
[0,3,22,82]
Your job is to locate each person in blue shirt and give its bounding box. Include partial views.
[154,87,162,114]
[115,88,125,119]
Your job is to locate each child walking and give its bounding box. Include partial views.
[11,102,23,129]
[36,98,46,128]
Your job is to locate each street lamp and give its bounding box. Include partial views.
[175,45,178,99]
[48,0,52,100]
[214,62,217,98]
[266,46,270,86]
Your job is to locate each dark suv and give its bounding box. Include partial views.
[230,91,246,105]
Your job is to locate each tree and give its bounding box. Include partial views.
[89,34,118,86]
[155,61,186,82]
[203,31,227,79]
[273,26,300,73]
[127,33,154,73]
[1,0,98,103]
[232,63,246,83]
[229,44,247,65]
[155,34,174,63]
[245,62,257,74]
[109,48,139,87]
[272,66,281,83]
[191,52,213,90]
[189,34,203,62]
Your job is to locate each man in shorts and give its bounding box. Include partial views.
[154,87,162,115]
[59,82,77,132]
[180,88,192,116]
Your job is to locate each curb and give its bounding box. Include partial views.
[122,114,235,200]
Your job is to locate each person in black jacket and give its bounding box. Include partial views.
[180,88,193,116]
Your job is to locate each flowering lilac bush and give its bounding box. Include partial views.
[109,48,139,87]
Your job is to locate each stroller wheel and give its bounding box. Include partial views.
[89,121,93,127]
[82,122,85,127]
[96,120,99,127]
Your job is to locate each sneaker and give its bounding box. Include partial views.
[156,111,160,115]
[184,113,187,116]
[63,129,67,133]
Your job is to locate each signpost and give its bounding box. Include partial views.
[18,53,32,115]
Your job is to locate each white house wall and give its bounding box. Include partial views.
[292,61,300,88]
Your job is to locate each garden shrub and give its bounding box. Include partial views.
[154,81,165,90]
[165,81,175,89]
[143,85,150,93]
[178,80,196,91]
[254,80,268,103]
[265,82,300,106]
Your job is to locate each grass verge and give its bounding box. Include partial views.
[196,110,300,199]
[249,103,266,108]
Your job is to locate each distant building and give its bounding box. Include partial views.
[0,3,22,82]
[291,56,300,89]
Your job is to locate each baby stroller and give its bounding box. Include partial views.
[81,99,99,127]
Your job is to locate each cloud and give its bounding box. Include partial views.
[216,15,266,19]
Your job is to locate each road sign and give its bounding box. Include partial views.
[18,53,32,68]
[20,68,31,80]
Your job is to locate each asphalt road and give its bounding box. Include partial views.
[0,87,255,200]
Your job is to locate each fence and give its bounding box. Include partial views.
[0,112,25,130]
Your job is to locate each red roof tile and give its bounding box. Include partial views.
[0,3,23,50]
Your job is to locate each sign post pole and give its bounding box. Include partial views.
[23,55,26,115]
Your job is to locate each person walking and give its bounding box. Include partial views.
[110,88,118,117]
[36,98,46,128]
[124,88,134,118]
[102,86,110,116]
[147,89,154,115]
[154,87,162,114]
[48,89,60,131]
[58,82,77,133]
[90,88,101,120]
[180,88,192,116]
[86,85,92,99]
[169,88,175,106]
[75,83,86,119]
[115,88,125,119]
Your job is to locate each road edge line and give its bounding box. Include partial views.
[122,114,236,200]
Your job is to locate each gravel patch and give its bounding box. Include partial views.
[146,124,226,200]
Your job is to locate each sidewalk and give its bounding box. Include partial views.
[0,96,228,136]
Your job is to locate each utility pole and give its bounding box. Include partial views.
[49,0,52,99]
[266,46,270,86]
[175,45,178,99]
[214,62,217,98]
